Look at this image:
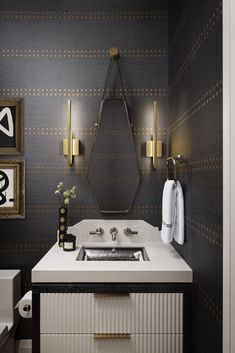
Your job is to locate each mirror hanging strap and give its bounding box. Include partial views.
[102,55,127,105]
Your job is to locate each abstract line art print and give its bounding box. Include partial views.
[0,99,23,155]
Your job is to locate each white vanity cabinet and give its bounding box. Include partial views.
[32,221,192,353]
[40,293,183,353]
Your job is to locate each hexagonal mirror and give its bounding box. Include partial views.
[88,98,140,213]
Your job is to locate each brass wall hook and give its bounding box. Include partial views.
[109,47,119,59]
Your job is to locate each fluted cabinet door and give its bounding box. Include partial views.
[40,334,183,353]
[40,293,183,334]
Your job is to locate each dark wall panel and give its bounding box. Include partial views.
[168,1,222,352]
[0,0,167,338]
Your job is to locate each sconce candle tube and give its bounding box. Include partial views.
[153,101,157,142]
[153,101,158,168]
[63,99,80,166]
[67,99,72,166]
[145,100,162,168]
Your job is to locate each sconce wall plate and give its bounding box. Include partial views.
[63,138,80,164]
[146,140,162,158]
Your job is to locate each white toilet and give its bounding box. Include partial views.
[0,270,21,353]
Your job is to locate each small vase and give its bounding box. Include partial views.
[58,206,67,247]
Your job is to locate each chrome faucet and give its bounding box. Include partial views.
[110,227,118,241]
[89,227,104,236]
[124,227,138,235]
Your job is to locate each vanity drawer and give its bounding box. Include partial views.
[40,333,183,353]
[40,293,183,334]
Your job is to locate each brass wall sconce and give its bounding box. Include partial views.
[146,101,162,169]
[63,99,80,166]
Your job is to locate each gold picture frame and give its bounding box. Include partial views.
[0,160,25,219]
[0,99,23,155]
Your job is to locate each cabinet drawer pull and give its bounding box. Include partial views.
[94,293,130,297]
[93,333,131,339]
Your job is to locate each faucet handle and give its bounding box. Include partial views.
[124,227,138,235]
[110,227,118,241]
[89,227,104,236]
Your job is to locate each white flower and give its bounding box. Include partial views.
[57,181,64,190]
[64,198,70,205]
[54,181,77,207]
[63,190,70,198]
[71,186,76,193]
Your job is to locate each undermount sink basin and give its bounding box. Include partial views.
[76,247,149,261]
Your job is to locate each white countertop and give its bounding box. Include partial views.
[32,219,192,283]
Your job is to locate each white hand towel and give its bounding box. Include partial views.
[161,180,177,243]
[173,181,184,244]
[161,180,185,245]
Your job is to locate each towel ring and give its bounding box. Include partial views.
[166,155,183,183]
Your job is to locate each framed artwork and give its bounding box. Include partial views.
[0,160,25,219]
[0,99,23,155]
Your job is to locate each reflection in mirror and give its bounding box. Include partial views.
[88,98,140,213]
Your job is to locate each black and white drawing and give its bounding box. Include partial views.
[0,100,22,155]
[0,160,25,219]
[0,168,15,208]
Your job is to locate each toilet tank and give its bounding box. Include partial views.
[0,270,21,330]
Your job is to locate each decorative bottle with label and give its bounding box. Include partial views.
[54,181,77,247]
[63,234,76,251]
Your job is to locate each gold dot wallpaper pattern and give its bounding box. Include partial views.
[0,10,167,20]
[0,0,168,339]
[168,2,222,94]
[168,0,222,352]
[0,88,167,97]
[0,0,223,351]
[0,48,167,59]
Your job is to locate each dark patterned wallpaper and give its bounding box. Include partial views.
[0,0,168,338]
[168,1,222,353]
[0,0,223,347]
